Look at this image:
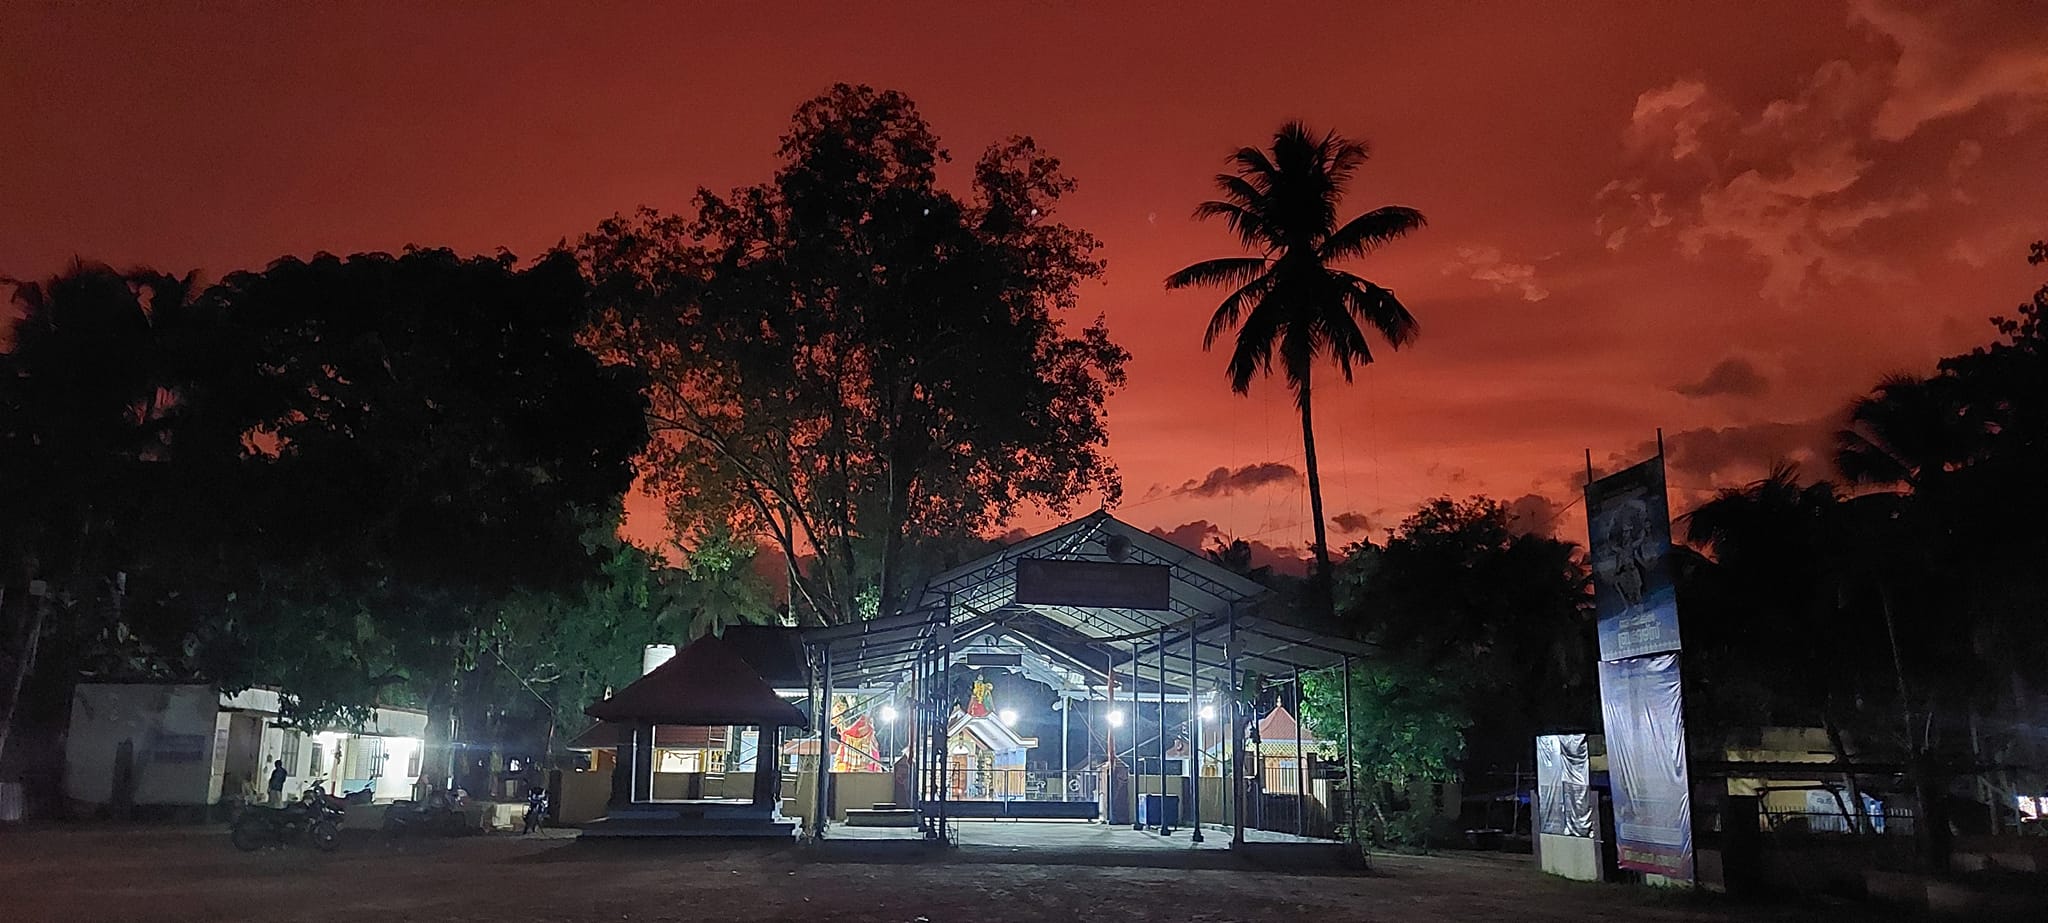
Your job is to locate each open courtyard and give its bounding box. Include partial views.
[0,825,1945,923]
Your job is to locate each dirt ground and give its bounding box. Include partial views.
[0,826,1932,923]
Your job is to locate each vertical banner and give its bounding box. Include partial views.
[1588,451,1693,882]
[1597,654,1694,879]
[1535,733,1595,838]
[1586,457,1682,661]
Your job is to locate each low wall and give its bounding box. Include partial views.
[786,768,895,823]
[557,770,611,825]
[718,772,756,802]
[650,772,705,800]
[1538,833,1602,881]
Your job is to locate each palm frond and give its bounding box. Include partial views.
[1203,272,1277,350]
[1225,306,1286,394]
[1321,206,1427,262]
[1193,200,1275,251]
[1226,145,1278,184]
[1165,257,1268,291]
[1336,273,1419,347]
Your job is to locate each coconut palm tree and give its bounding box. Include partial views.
[1166,122,1425,603]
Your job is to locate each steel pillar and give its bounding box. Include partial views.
[813,646,833,839]
[1292,665,1305,839]
[1228,604,1244,848]
[1129,639,1142,830]
[1342,656,1355,847]
[1156,628,1169,835]
[1189,621,1204,843]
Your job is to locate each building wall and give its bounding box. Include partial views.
[64,684,221,806]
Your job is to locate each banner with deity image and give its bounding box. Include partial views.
[1586,456,1682,661]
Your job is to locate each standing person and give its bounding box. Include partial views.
[267,759,288,808]
[522,784,548,834]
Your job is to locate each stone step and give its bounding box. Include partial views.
[844,808,919,828]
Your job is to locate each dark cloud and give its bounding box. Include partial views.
[1330,511,1374,534]
[1503,493,1568,537]
[1624,413,1844,485]
[1149,520,1310,576]
[1148,461,1301,499]
[1674,357,1770,398]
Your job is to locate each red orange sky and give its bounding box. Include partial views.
[4,1,2044,562]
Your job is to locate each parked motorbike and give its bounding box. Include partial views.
[381,787,471,837]
[232,785,345,852]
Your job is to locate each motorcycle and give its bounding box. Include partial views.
[232,784,345,852]
[381,786,471,837]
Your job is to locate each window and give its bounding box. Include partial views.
[279,731,302,773]
[406,747,422,778]
[310,741,326,776]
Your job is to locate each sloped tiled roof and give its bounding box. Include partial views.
[585,634,809,728]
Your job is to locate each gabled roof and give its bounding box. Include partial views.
[802,511,1373,691]
[947,711,1033,753]
[1256,705,1318,745]
[714,625,809,687]
[585,634,809,728]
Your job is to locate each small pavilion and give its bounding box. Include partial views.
[797,510,1372,849]
[580,632,810,837]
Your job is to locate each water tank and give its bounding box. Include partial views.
[642,643,677,675]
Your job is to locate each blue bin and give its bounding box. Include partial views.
[1138,793,1180,827]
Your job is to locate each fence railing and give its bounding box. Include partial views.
[1760,806,1916,836]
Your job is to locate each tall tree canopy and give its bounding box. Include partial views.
[1166,122,1425,607]
[1305,496,1590,844]
[582,84,1128,625]
[0,250,651,775]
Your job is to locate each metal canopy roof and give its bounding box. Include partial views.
[800,511,1373,693]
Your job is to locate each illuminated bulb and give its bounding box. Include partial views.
[1199,705,1215,720]
[879,705,898,723]
[1106,710,1125,727]
[999,709,1018,727]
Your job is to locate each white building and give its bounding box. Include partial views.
[64,683,427,809]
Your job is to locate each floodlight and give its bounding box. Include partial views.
[999,709,1018,726]
[879,705,898,723]
[1107,710,1125,727]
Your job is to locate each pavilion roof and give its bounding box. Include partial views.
[801,511,1373,691]
[585,633,809,728]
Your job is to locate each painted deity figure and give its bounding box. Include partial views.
[967,675,994,718]
[831,696,881,772]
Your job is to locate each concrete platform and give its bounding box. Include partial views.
[816,821,1358,872]
[579,799,798,839]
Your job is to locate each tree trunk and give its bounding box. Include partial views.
[1822,707,1870,834]
[421,673,457,799]
[1297,374,1334,616]
[0,585,46,771]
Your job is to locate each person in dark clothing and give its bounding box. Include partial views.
[267,760,288,808]
[522,785,549,834]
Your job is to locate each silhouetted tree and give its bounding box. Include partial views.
[582,84,1127,625]
[196,248,648,780]
[1167,123,1425,611]
[1305,496,1589,845]
[0,263,214,765]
